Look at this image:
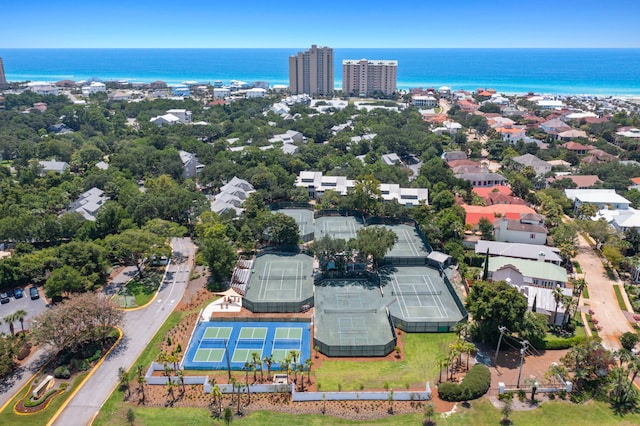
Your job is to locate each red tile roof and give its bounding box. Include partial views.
[462,204,537,226]
[472,185,513,198]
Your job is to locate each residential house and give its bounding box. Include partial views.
[475,240,562,265]
[38,160,69,175]
[179,150,204,179]
[581,149,616,164]
[26,82,60,96]
[629,177,640,190]
[81,82,106,96]
[150,109,192,126]
[565,189,630,211]
[432,120,462,135]
[487,256,568,288]
[442,151,468,163]
[213,88,231,99]
[462,204,537,227]
[546,175,601,189]
[456,171,508,188]
[539,118,571,135]
[511,153,552,175]
[295,171,428,206]
[594,207,640,232]
[66,187,109,221]
[561,141,595,155]
[210,177,255,215]
[558,129,588,141]
[412,95,438,108]
[495,125,526,143]
[381,153,402,166]
[246,88,267,98]
[493,215,548,245]
[170,84,190,97]
[616,127,640,139]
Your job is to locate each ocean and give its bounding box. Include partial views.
[2,48,640,96]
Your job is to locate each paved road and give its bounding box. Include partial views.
[52,237,196,426]
[575,233,633,350]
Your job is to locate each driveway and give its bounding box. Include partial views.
[574,233,633,350]
[51,237,196,426]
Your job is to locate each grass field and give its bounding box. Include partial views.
[90,398,640,426]
[313,333,456,391]
[613,285,628,311]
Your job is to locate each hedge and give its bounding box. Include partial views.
[54,366,71,379]
[542,335,586,350]
[438,364,491,402]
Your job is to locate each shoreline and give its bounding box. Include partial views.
[5,76,640,99]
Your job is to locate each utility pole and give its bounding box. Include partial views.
[494,326,507,366]
[516,340,529,389]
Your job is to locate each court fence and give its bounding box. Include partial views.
[314,209,365,223]
[243,295,314,313]
[366,216,433,253]
[211,316,311,323]
[313,270,380,286]
[292,383,432,401]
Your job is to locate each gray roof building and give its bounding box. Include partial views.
[475,240,562,264]
[67,187,109,221]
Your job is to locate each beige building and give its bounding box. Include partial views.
[342,59,397,96]
[0,57,7,88]
[289,45,333,96]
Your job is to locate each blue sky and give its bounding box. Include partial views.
[2,0,639,48]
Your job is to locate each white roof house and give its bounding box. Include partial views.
[81,82,106,96]
[211,177,255,215]
[246,88,267,98]
[475,240,562,264]
[150,114,180,126]
[38,160,69,175]
[295,171,428,206]
[565,189,631,211]
[487,256,569,288]
[66,187,109,221]
[594,207,640,232]
[617,128,640,138]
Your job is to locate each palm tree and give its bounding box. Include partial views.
[297,364,305,391]
[118,366,130,397]
[243,362,251,405]
[213,383,223,417]
[136,368,147,404]
[553,285,564,326]
[289,350,299,383]
[176,370,185,396]
[251,352,260,383]
[628,355,640,382]
[424,402,436,426]
[305,358,313,386]
[263,355,273,381]
[13,310,27,334]
[3,313,16,336]
[167,351,179,371]
[166,377,175,403]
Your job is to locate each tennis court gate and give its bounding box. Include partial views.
[243,294,314,313]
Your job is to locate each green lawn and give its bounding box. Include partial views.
[97,398,640,426]
[313,333,456,391]
[573,261,583,274]
[613,285,628,311]
[582,285,590,300]
[0,372,88,426]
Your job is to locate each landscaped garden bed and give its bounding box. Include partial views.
[115,267,165,308]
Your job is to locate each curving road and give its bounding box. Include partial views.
[51,237,196,426]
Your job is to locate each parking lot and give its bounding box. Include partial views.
[0,287,48,334]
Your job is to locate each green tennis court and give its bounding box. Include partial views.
[194,348,226,363]
[275,328,302,339]
[239,327,267,339]
[203,326,233,339]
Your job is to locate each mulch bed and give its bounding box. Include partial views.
[14,389,64,414]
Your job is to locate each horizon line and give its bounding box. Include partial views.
[2,46,640,50]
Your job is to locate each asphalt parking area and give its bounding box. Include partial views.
[0,287,48,334]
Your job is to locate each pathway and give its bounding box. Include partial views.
[574,233,633,350]
[50,237,196,426]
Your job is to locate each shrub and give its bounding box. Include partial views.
[54,366,71,379]
[24,389,58,408]
[17,342,32,361]
[59,383,69,390]
[438,364,491,402]
[543,335,586,350]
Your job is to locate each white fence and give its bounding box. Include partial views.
[292,382,432,402]
[498,381,573,394]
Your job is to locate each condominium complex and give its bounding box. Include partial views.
[342,59,397,97]
[288,45,334,96]
[0,57,7,88]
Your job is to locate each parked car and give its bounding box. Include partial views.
[29,287,39,300]
[6,288,15,298]
[0,292,9,304]
[14,288,23,299]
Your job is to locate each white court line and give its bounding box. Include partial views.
[259,261,270,300]
[403,228,420,257]
[392,275,410,318]
[424,274,446,318]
